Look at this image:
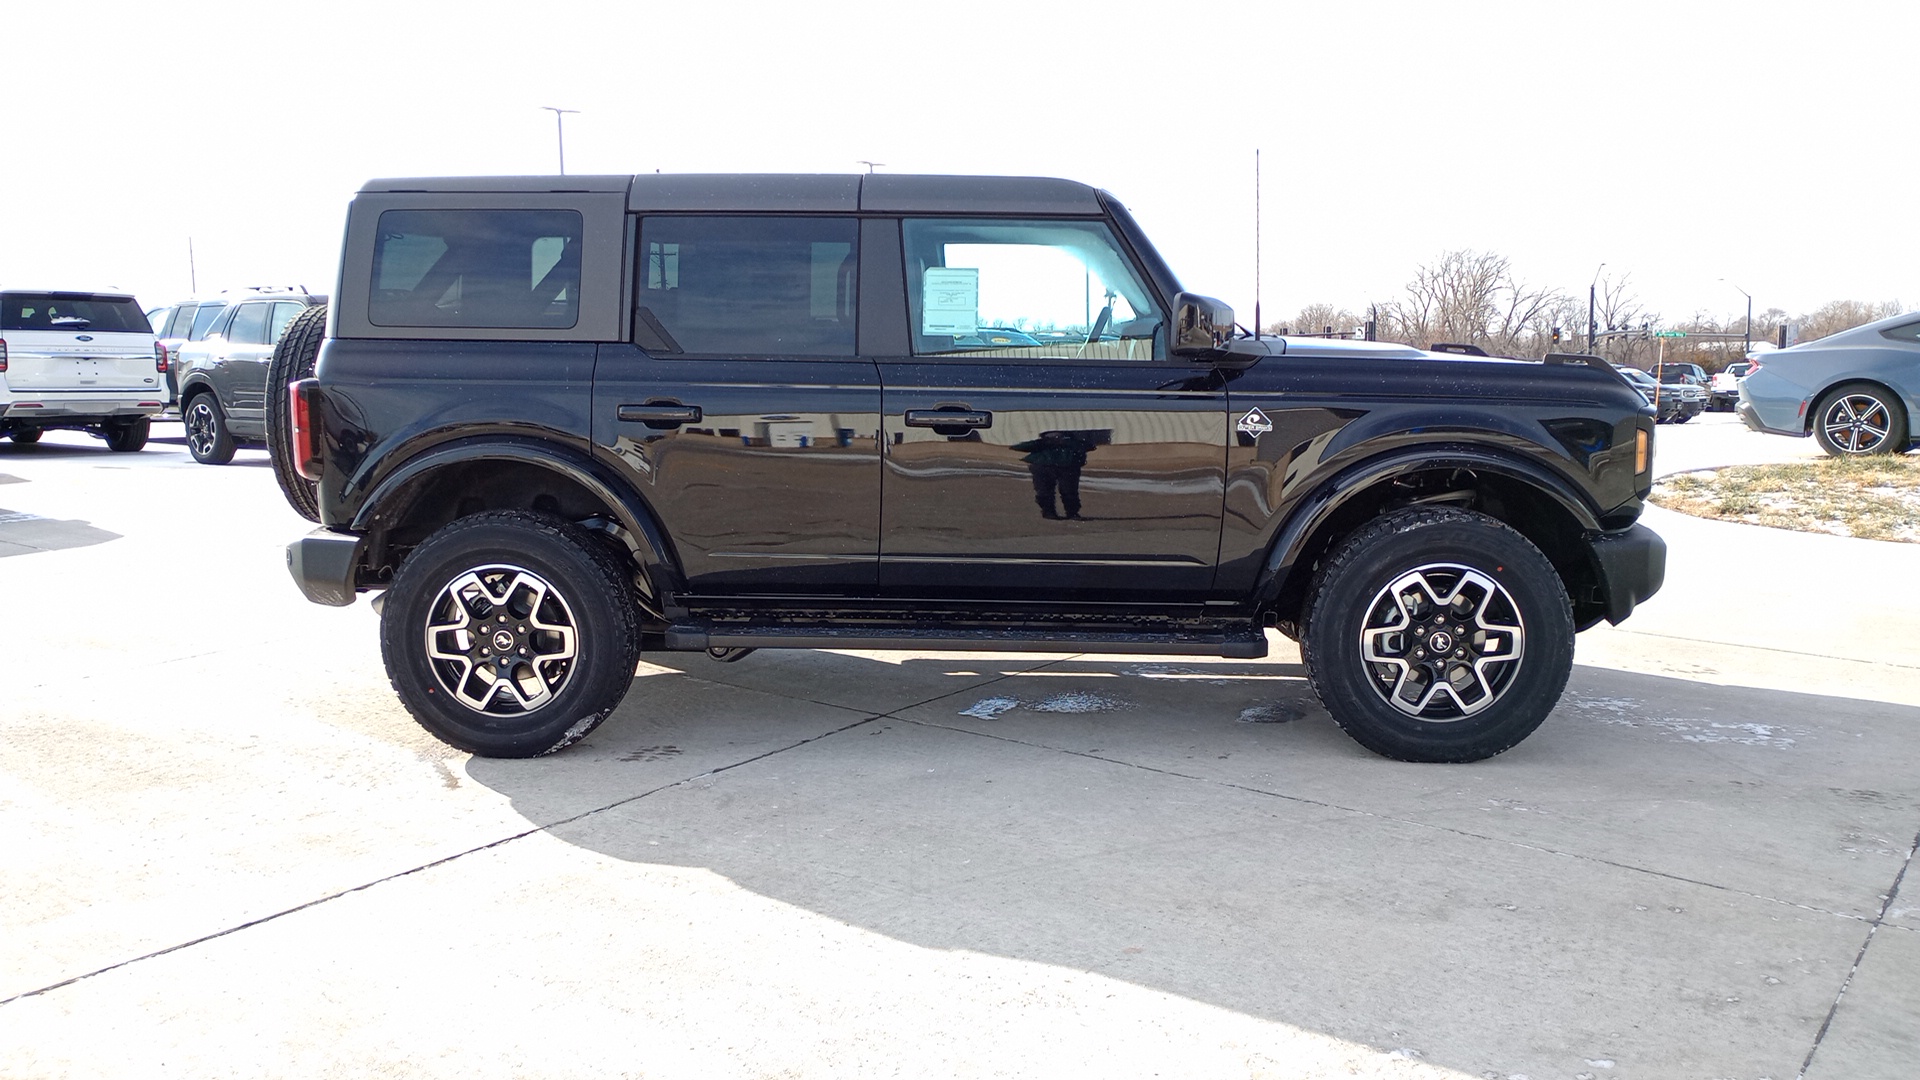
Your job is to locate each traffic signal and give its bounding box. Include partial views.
[1551,326,1562,344]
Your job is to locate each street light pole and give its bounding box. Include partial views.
[1587,263,1606,353]
[540,106,579,175]
[1722,279,1752,357]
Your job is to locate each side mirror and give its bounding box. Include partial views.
[1171,292,1234,357]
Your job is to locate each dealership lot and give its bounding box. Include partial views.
[2,414,1916,1079]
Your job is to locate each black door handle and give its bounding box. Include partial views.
[617,402,702,428]
[904,409,992,429]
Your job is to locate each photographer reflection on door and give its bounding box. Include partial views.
[1011,430,1097,520]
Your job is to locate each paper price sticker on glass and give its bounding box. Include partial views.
[921,267,979,334]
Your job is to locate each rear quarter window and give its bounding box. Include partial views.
[369,209,583,329]
[1880,320,1920,343]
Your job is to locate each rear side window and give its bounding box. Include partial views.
[369,209,582,329]
[188,302,229,340]
[635,216,857,357]
[1,292,152,333]
[1881,320,1920,343]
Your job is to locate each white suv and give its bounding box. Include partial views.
[1,289,166,450]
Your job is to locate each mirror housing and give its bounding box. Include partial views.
[1171,292,1235,357]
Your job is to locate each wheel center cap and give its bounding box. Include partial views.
[1428,631,1454,653]
[492,629,516,652]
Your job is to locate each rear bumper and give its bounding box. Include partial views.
[1588,523,1666,626]
[286,528,363,607]
[1736,399,1805,437]
[0,394,165,421]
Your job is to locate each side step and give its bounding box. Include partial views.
[663,622,1269,659]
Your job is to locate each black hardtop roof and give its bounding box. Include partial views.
[357,173,1109,215]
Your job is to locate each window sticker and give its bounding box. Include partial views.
[922,267,979,335]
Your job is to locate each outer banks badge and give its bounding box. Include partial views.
[1237,407,1273,438]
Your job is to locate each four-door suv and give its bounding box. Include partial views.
[281,173,1666,764]
[0,288,166,450]
[173,287,325,463]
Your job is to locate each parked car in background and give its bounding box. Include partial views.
[1708,360,1753,412]
[1739,310,1920,456]
[1614,365,1680,423]
[173,287,326,464]
[0,289,165,450]
[1652,365,1706,422]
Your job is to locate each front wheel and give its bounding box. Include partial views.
[1301,507,1574,763]
[1812,382,1908,456]
[380,511,642,757]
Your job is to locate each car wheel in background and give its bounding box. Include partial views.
[267,303,327,522]
[103,418,151,453]
[1812,382,1908,457]
[184,394,236,465]
[8,429,42,445]
[379,510,642,758]
[1301,506,1574,763]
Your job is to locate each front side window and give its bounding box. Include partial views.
[901,219,1163,360]
[635,216,857,357]
[369,209,582,329]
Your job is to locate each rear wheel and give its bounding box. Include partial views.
[267,304,327,521]
[103,418,150,453]
[1301,506,1574,763]
[380,511,642,757]
[8,429,41,445]
[1812,382,1908,456]
[183,395,235,464]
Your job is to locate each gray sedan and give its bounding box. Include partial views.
[1738,311,1919,456]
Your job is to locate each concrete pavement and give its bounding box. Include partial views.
[1,417,1914,1079]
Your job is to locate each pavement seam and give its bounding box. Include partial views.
[1795,822,1920,1080]
[899,713,1889,928]
[0,669,1048,1009]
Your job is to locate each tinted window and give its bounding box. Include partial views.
[901,219,1163,360]
[228,302,271,345]
[188,302,229,340]
[1880,320,1920,343]
[369,209,582,329]
[634,216,857,357]
[1,292,152,333]
[267,302,305,344]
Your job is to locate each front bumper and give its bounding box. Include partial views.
[1588,523,1666,626]
[287,528,364,607]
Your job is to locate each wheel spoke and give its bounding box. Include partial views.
[1357,564,1527,721]
[423,563,580,716]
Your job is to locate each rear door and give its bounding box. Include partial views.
[874,218,1228,600]
[591,213,882,596]
[0,292,159,392]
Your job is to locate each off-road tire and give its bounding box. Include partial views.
[380,511,642,757]
[1812,381,1909,457]
[8,429,41,445]
[103,418,150,453]
[267,303,328,521]
[183,393,236,464]
[1300,506,1574,763]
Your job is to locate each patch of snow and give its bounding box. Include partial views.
[959,697,1020,720]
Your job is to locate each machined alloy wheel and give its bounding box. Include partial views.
[1813,383,1907,457]
[1358,564,1526,720]
[423,563,580,714]
[380,511,642,757]
[1301,506,1574,763]
[184,396,235,464]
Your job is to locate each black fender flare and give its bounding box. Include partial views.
[350,435,685,596]
[1252,443,1605,612]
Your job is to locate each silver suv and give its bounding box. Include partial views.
[172,287,325,464]
[1,289,165,450]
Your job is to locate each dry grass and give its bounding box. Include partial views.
[1653,455,1920,542]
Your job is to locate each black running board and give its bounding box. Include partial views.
[663,623,1269,659]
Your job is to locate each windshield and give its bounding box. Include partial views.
[1,292,152,333]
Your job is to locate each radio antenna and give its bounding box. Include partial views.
[1253,149,1262,340]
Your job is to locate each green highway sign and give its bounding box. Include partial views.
[1654,331,1686,338]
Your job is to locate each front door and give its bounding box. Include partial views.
[591,214,882,596]
[876,218,1228,601]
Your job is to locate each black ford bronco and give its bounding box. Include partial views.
[278,173,1665,763]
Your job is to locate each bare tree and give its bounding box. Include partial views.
[1380,250,1569,356]
[1796,299,1904,343]
[1273,303,1364,337]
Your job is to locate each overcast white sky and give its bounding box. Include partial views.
[4,0,1914,330]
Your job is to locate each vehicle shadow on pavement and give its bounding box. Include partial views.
[0,506,120,556]
[460,651,1920,1078]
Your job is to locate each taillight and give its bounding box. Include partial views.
[154,341,169,373]
[291,377,323,480]
[1744,358,1762,377]
[0,337,8,373]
